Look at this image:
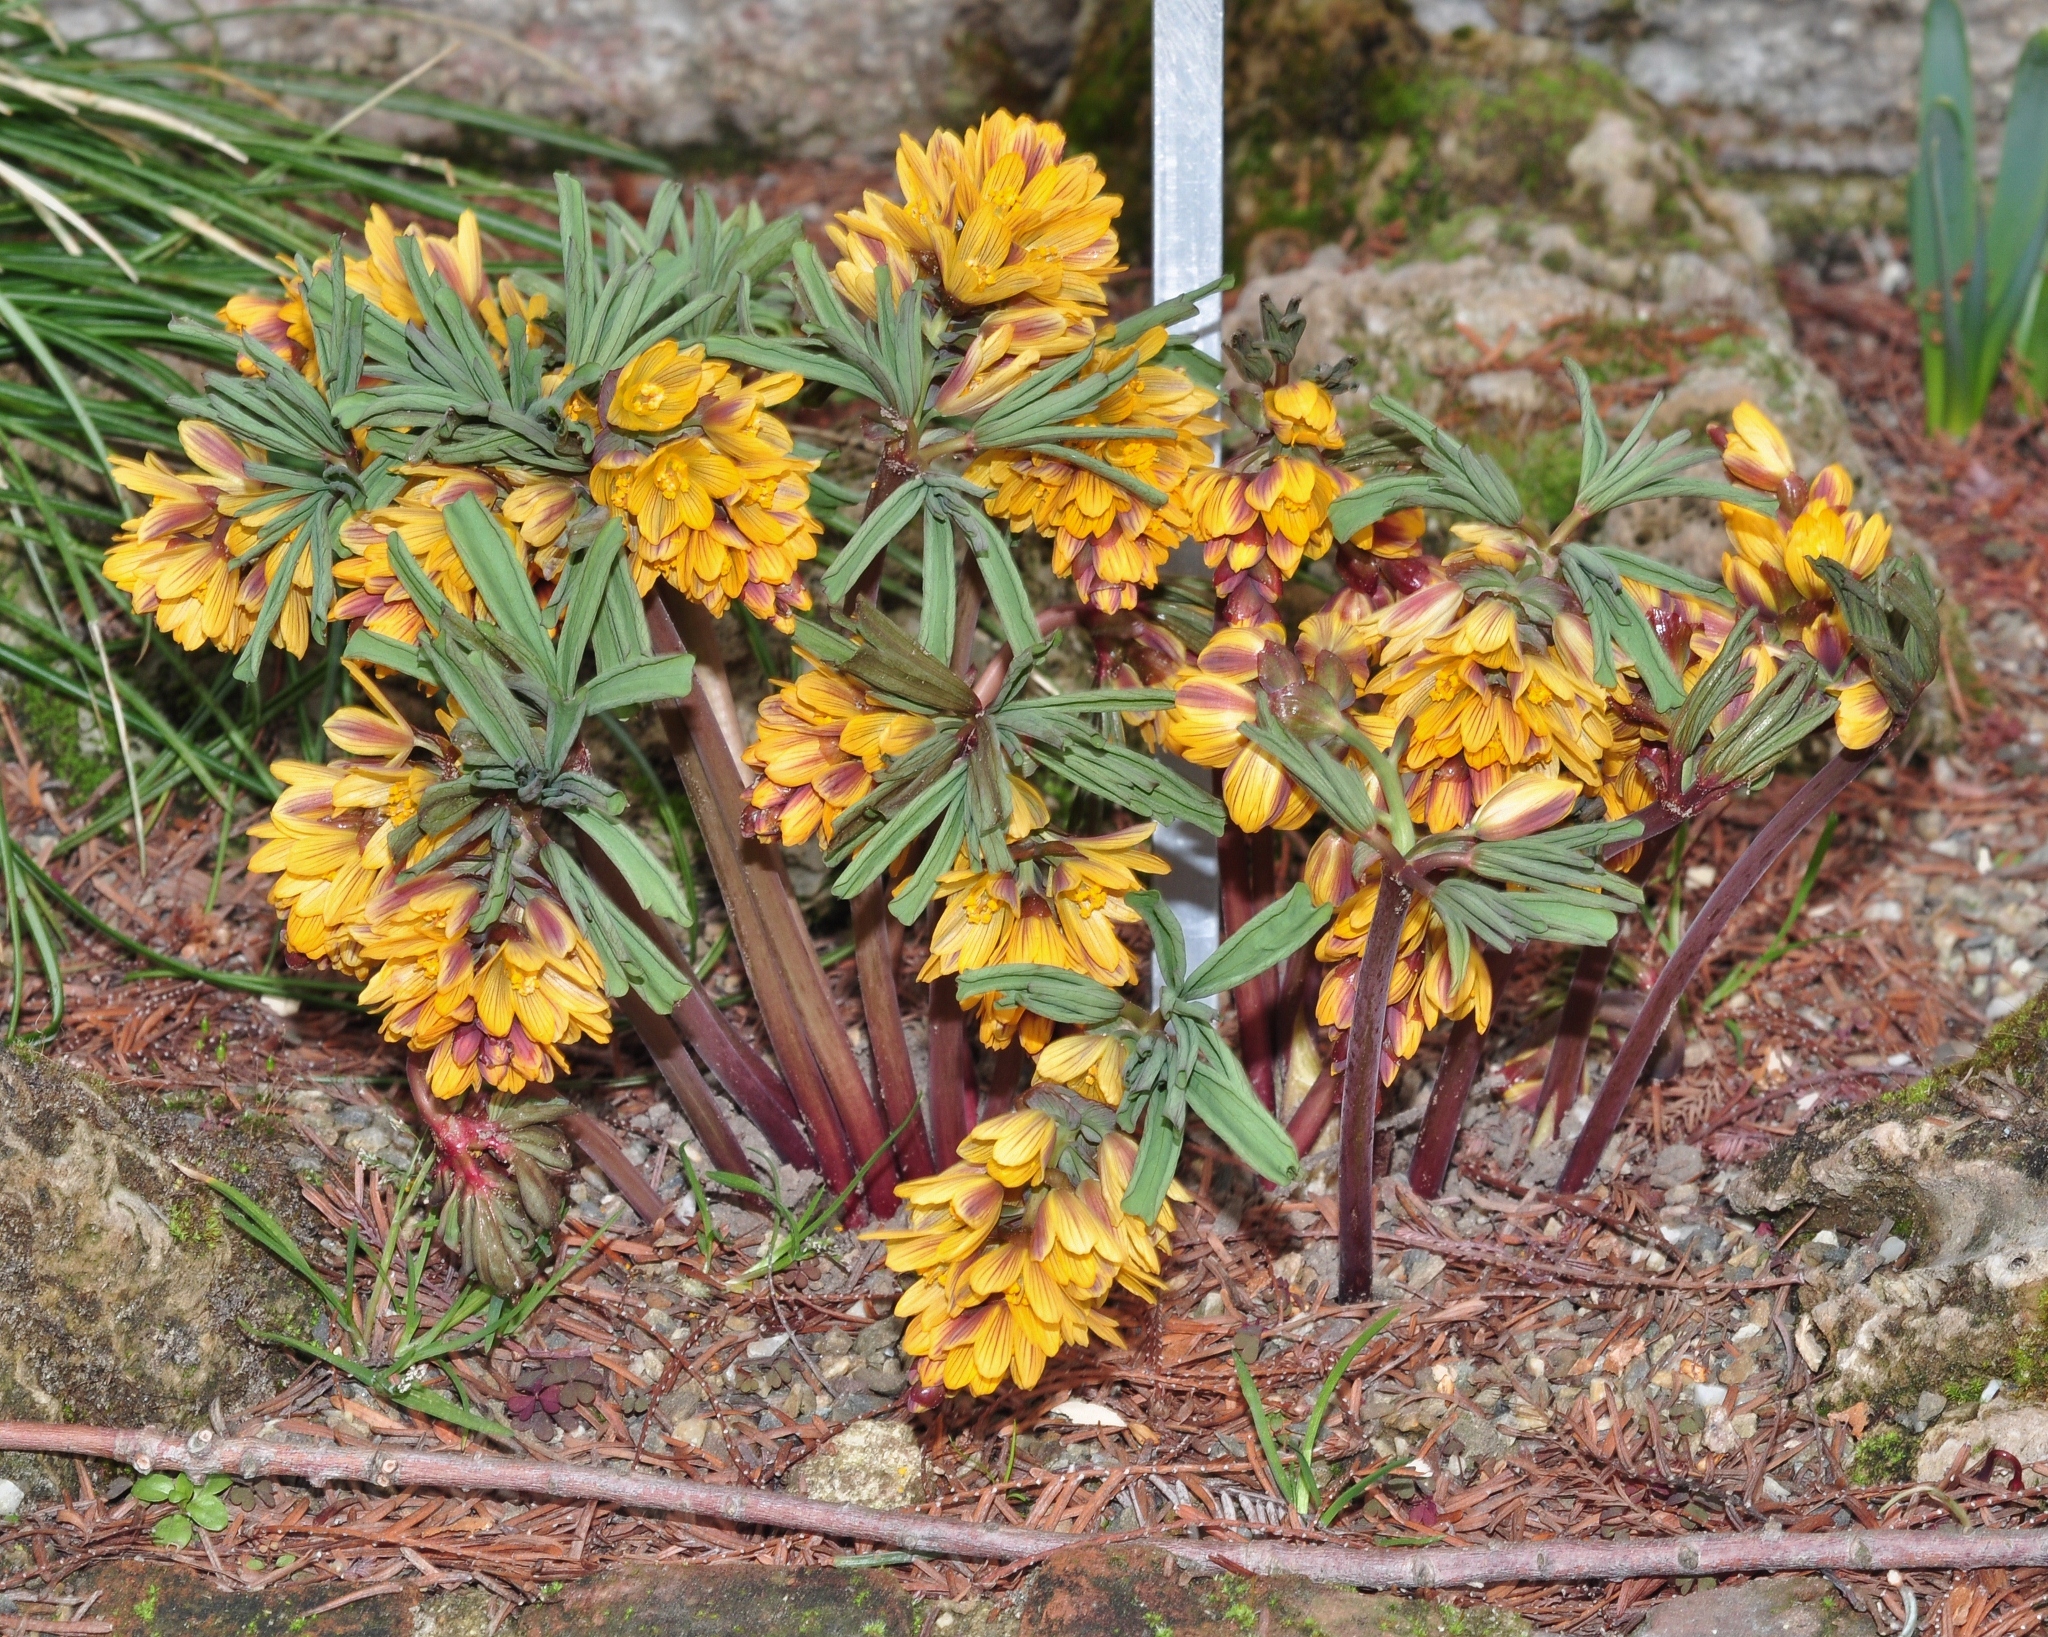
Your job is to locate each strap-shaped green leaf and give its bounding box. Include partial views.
[553,514,628,689]
[830,762,966,898]
[579,652,698,715]
[1185,1039,1300,1185]
[1181,883,1332,1000]
[954,963,1127,1025]
[888,801,967,927]
[1237,713,1378,836]
[954,504,1041,660]
[568,808,691,927]
[1369,396,1525,528]
[1030,741,1225,835]
[1121,1104,1184,1226]
[820,476,927,604]
[1128,888,1186,994]
[444,493,556,677]
[918,506,957,660]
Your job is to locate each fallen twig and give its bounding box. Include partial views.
[3,1422,2044,1589]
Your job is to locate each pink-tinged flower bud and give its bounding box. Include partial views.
[1832,677,1893,750]
[323,705,417,761]
[1471,772,1581,840]
[1719,402,1795,495]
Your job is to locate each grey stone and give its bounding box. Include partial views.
[1632,1574,1878,1637]
[49,0,1090,159]
[1730,990,2048,1405]
[1919,1402,2048,1484]
[0,1048,318,1497]
[786,1418,933,1507]
[1651,1143,1707,1186]
[855,1312,906,1361]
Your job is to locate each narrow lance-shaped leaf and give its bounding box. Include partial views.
[954,964,1128,1026]
[1181,883,1332,1000]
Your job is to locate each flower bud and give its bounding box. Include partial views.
[1471,772,1581,840]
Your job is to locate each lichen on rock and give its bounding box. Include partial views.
[1728,990,2048,1410]
[0,1047,321,1495]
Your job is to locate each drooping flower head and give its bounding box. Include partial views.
[918,825,1166,1051]
[1710,402,1897,749]
[248,688,445,977]
[741,663,936,846]
[968,325,1220,613]
[106,421,310,658]
[357,878,612,1101]
[830,112,1122,331]
[1305,831,1494,1087]
[588,342,821,631]
[864,1098,1186,1396]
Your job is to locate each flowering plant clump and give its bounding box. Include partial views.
[110,113,1939,1391]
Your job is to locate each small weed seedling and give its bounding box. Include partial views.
[1235,1307,1402,1526]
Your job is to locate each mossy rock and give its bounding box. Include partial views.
[0,1047,320,1497]
[1729,989,2048,1410]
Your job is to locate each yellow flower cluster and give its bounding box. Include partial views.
[831,111,1120,341]
[248,698,611,1100]
[357,876,612,1100]
[864,1110,1185,1395]
[968,325,1221,613]
[741,664,935,846]
[1304,833,1494,1087]
[1713,403,1897,749]
[107,421,311,659]
[919,826,1166,1051]
[589,340,822,631]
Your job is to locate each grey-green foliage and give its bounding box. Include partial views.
[1910,0,2048,432]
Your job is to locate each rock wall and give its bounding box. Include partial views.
[1492,0,2037,180]
[48,0,2034,197]
[46,0,1085,158]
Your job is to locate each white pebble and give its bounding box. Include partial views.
[1694,1383,1728,1410]
[259,994,301,1017]
[1862,900,1905,923]
[0,1479,21,1517]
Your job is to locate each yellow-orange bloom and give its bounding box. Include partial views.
[357,882,611,1100]
[346,206,487,325]
[591,363,821,631]
[741,666,934,845]
[105,421,310,658]
[1161,625,1317,832]
[1832,677,1893,750]
[917,827,1166,1050]
[218,277,314,377]
[1264,379,1343,450]
[830,112,1122,325]
[1718,401,1797,496]
[335,466,507,643]
[969,327,1218,613]
[1183,456,1361,624]
[1032,1031,1128,1107]
[1306,833,1493,1086]
[865,1124,1183,1397]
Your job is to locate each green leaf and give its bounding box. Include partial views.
[1369,396,1525,528]
[953,964,1127,1025]
[578,653,698,715]
[1182,883,1332,1000]
[1122,1104,1184,1227]
[954,505,1041,659]
[132,1473,179,1504]
[888,801,967,926]
[153,1513,195,1550]
[1186,1037,1300,1185]
[568,810,691,926]
[820,476,928,604]
[918,505,957,660]
[830,763,967,898]
[186,1491,231,1532]
[1031,741,1225,835]
[444,494,555,673]
[1128,889,1187,993]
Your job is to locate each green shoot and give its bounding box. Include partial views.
[1232,1307,1401,1526]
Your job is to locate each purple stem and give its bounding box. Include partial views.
[1407,1012,1482,1199]
[1559,746,1876,1193]
[1337,876,1413,1301]
[1539,835,1673,1134]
